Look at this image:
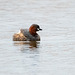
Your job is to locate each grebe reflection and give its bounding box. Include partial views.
[14,41,40,48]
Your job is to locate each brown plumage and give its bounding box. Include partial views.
[13,24,42,41]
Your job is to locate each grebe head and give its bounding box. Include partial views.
[29,24,42,36]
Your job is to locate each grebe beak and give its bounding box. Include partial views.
[39,28,42,31]
[36,28,42,31]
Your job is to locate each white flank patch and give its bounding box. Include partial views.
[17,30,21,34]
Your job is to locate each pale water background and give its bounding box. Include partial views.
[0,0,75,75]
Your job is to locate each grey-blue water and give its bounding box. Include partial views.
[0,0,75,75]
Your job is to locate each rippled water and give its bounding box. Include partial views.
[0,0,75,75]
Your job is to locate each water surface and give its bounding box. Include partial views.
[0,0,75,75]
